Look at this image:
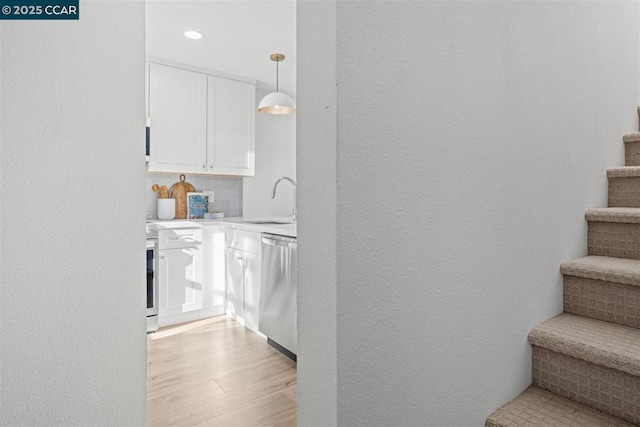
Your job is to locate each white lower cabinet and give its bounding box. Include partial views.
[242,250,260,331]
[225,228,262,333]
[203,226,226,315]
[159,246,203,316]
[225,248,244,318]
[158,227,225,327]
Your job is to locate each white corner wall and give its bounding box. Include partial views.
[243,84,297,218]
[297,0,337,425]
[0,1,147,425]
[298,1,639,426]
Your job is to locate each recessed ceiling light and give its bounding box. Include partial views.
[184,30,202,40]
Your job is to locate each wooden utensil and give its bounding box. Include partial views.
[152,184,163,199]
[169,174,195,219]
[159,185,169,199]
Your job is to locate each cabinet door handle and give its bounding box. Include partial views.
[169,235,194,242]
[202,165,206,169]
[234,254,243,262]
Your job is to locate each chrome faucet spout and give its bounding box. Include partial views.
[272,176,297,221]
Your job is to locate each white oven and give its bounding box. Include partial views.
[146,237,159,333]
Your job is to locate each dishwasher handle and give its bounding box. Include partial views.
[262,233,297,249]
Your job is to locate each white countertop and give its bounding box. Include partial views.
[147,216,297,238]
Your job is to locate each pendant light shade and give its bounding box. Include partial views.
[258,53,296,114]
[258,92,296,114]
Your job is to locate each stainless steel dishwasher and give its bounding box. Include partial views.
[259,233,297,360]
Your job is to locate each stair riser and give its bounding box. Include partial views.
[588,221,640,259]
[486,386,636,427]
[625,141,640,166]
[563,276,640,329]
[532,346,640,425]
[608,177,640,207]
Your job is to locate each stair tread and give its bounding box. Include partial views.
[585,207,640,223]
[528,313,640,376]
[560,255,640,286]
[623,132,640,143]
[486,386,633,427]
[607,166,640,177]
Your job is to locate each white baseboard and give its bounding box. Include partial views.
[158,305,226,328]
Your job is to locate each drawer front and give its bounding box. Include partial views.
[159,228,202,249]
[224,228,261,254]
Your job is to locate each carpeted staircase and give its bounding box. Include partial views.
[486,108,640,426]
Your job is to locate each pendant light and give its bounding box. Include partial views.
[258,53,296,114]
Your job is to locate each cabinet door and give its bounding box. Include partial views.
[225,248,244,318]
[203,227,226,311]
[145,62,149,119]
[207,76,255,176]
[158,247,204,317]
[242,251,261,332]
[148,63,207,174]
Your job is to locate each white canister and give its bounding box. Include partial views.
[158,198,176,220]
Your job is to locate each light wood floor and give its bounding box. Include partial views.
[147,316,297,426]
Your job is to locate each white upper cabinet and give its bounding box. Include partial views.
[208,76,255,176]
[148,63,207,174]
[147,61,256,176]
[145,62,149,118]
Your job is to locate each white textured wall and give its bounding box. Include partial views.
[297,1,639,426]
[297,0,337,425]
[0,1,147,425]
[243,85,297,218]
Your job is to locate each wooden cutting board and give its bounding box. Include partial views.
[169,174,195,219]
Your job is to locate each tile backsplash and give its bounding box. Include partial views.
[146,172,243,219]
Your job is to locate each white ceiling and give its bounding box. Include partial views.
[146,0,297,97]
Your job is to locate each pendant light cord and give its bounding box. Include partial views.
[276,59,279,93]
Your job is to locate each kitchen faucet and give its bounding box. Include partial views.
[272,176,297,221]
